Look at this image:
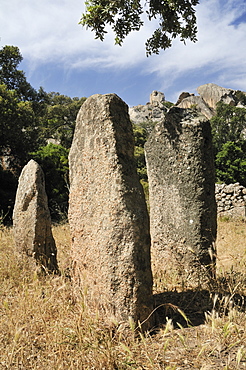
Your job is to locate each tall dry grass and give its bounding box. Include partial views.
[0,219,246,369]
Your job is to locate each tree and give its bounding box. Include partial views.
[0,83,45,223]
[0,45,37,101]
[80,0,199,56]
[42,93,86,148]
[132,123,151,204]
[215,141,246,187]
[210,102,246,186]
[210,102,246,154]
[133,123,148,181]
[0,84,43,169]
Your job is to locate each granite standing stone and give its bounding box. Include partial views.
[13,159,58,272]
[145,107,217,287]
[68,93,153,329]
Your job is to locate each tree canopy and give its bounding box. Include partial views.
[210,102,246,187]
[210,102,246,154]
[0,45,86,222]
[0,45,38,101]
[0,84,43,169]
[42,93,86,148]
[80,0,199,55]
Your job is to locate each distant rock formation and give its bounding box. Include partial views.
[68,93,153,329]
[130,84,246,125]
[13,159,58,273]
[197,83,236,109]
[177,94,214,119]
[145,107,217,287]
[150,90,165,106]
[175,92,194,105]
[177,83,246,119]
[129,91,167,125]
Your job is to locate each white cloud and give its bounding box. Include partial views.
[1,0,246,102]
[146,0,246,98]
[0,0,150,68]
[1,0,86,61]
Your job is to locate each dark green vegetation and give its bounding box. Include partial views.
[210,102,246,186]
[1,44,246,224]
[80,0,199,56]
[0,45,85,222]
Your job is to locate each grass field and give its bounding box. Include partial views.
[1,219,246,369]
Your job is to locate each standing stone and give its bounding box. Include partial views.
[13,159,58,272]
[145,107,217,287]
[68,93,153,329]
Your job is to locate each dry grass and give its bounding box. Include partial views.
[1,219,246,369]
[217,218,246,272]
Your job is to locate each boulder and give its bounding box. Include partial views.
[176,92,194,106]
[197,83,236,110]
[68,93,153,329]
[177,95,214,119]
[13,159,58,272]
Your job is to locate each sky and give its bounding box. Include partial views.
[0,0,246,107]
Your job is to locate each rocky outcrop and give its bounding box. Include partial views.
[131,84,246,126]
[176,92,194,105]
[216,183,246,219]
[68,93,153,329]
[129,91,167,125]
[197,83,237,110]
[145,107,217,287]
[150,90,165,106]
[177,83,246,119]
[13,159,58,273]
[177,94,214,119]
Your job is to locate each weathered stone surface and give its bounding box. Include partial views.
[177,84,246,119]
[197,83,236,110]
[13,159,58,272]
[68,93,153,328]
[177,95,214,119]
[215,183,246,219]
[130,85,246,128]
[150,90,165,106]
[145,107,217,287]
[129,103,155,124]
[176,92,194,105]
[129,91,167,126]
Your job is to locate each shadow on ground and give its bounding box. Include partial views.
[153,289,246,328]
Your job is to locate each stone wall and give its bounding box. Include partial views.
[216,183,246,219]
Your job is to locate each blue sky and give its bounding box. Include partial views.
[1,0,246,106]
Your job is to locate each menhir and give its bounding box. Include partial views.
[13,159,58,273]
[145,107,217,288]
[68,93,153,330]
